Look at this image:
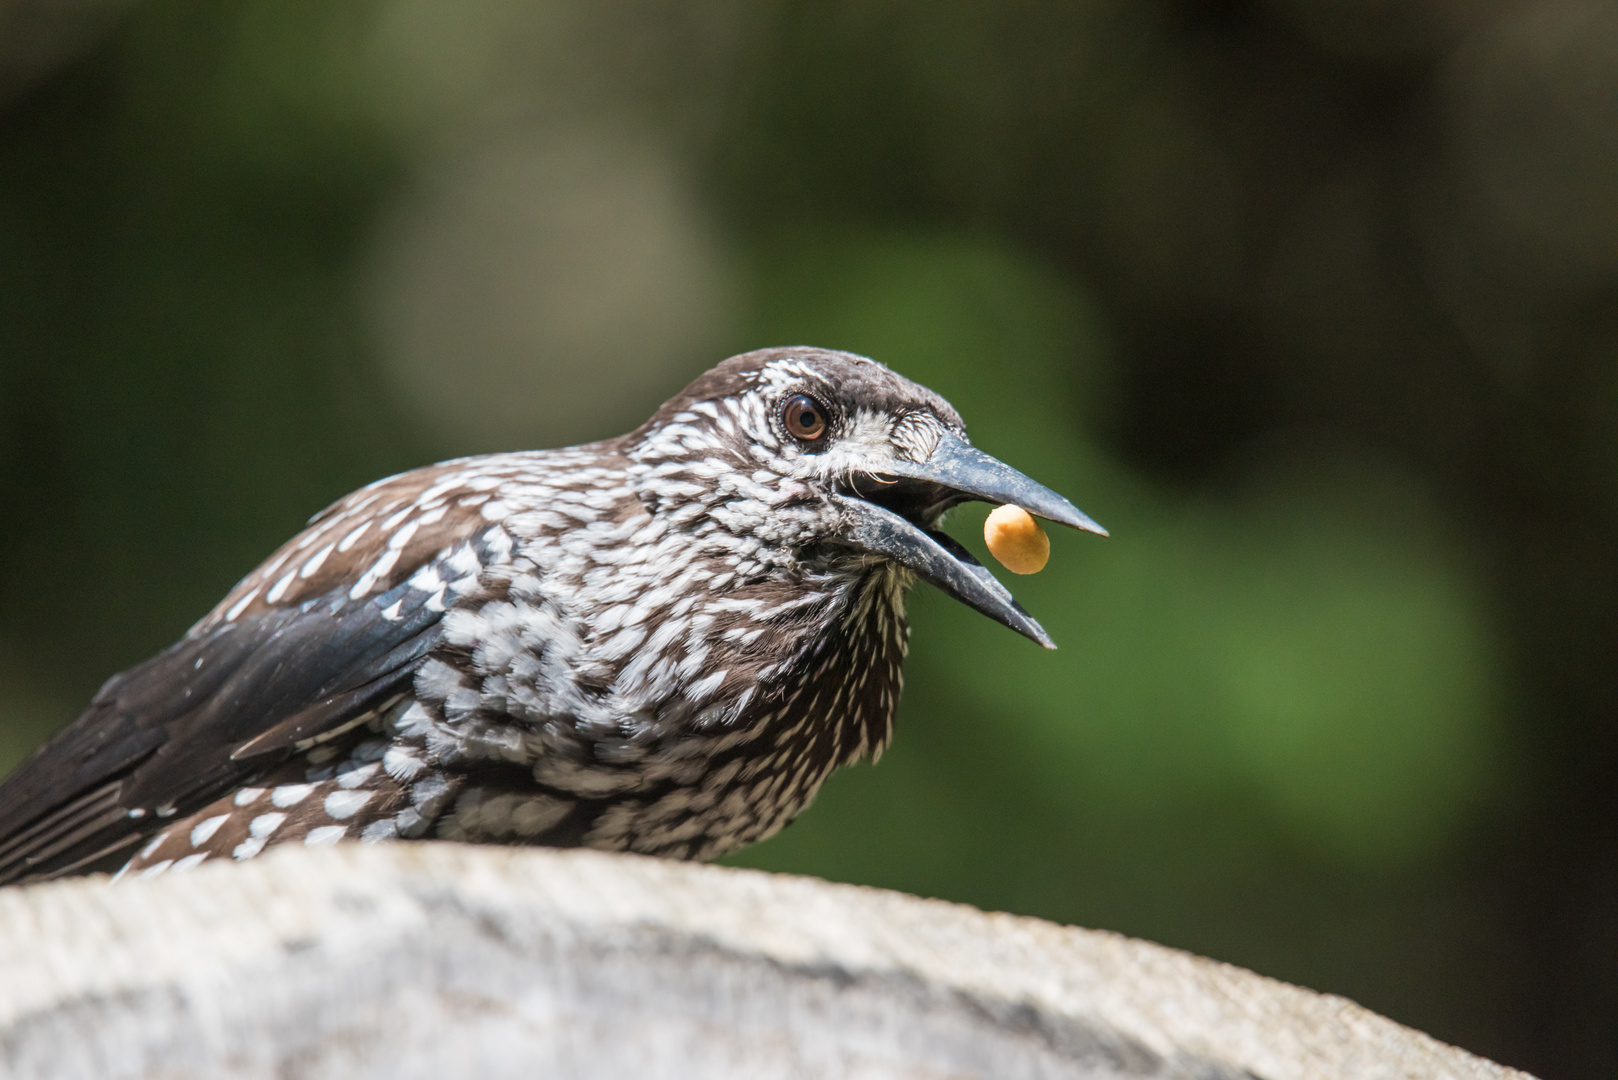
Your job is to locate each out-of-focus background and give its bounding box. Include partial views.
[0,2,1612,1073]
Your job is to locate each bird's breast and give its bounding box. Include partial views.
[413,555,912,860]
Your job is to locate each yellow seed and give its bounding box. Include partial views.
[984,504,1049,574]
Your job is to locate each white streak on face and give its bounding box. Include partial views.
[891,411,946,463]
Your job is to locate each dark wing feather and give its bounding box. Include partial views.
[0,580,442,884]
[0,461,512,884]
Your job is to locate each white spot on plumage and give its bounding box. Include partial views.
[338,521,372,552]
[189,814,229,847]
[224,588,260,622]
[271,784,317,808]
[265,570,298,604]
[300,542,336,579]
[232,837,268,860]
[688,669,726,701]
[249,812,286,838]
[305,825,347,846]
[483,526,514,560]
[324,789,374,820]
[388,520,420,550]
[445,543,481,577]
[348,548,402,599]
[383,745,425,780]
[338,762,381,789]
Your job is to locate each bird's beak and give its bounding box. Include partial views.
[832,432,1105,649]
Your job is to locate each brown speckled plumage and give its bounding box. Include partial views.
[0,347,1103,884]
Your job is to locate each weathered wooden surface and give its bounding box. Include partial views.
[0,843,1528,1079]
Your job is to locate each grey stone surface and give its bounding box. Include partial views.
[0,843,1529,1079]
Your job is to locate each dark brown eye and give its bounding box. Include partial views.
[781,393,829,441]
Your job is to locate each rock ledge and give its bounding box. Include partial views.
[0,842,1528,1079]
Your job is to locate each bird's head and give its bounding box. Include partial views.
[626,347,1105,648]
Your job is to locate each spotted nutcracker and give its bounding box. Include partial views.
[0,348,1104,885]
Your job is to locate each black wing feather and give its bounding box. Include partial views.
[0,575,446,884]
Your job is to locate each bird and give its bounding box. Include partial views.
[0,347,1104,885]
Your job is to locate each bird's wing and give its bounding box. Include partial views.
[0,460,525,884]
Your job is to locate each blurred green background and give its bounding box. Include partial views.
[0,2,1613,1074]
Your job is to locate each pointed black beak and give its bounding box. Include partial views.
[833,432,1105,648]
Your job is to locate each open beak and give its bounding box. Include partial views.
[831,432,1105,649]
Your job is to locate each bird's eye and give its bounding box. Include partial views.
[781,393,829,442]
